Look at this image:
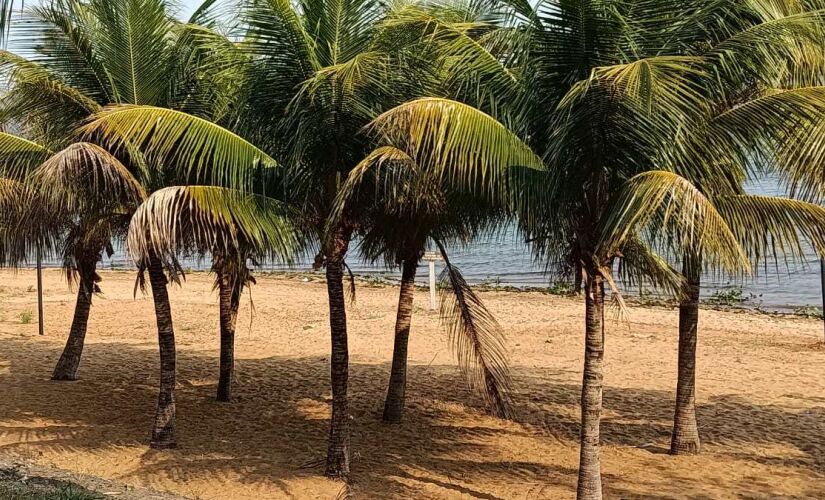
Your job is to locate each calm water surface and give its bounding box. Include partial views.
[41,176,825,313]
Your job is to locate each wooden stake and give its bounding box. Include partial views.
[37,246,44,336]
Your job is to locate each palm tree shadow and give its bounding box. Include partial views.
[0,336,823,498]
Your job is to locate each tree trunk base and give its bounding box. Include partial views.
[50,372,79,382]
[216,389,231,403]
[382,406,403,423]
[324,456,349,479]
[670,437,700,455]
[149,439,177,450]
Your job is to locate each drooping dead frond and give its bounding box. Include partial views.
[436,241,513,418]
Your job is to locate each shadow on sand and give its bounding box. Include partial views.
[0,336,823,499]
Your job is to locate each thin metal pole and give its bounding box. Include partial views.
[37,246,44,336]
[820,258,825,344]
[429,260,437,310]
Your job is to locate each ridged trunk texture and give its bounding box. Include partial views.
[671,256,701,455]
[216,267,240,403]
[52,260,97,381]
[383,258,418,423]
[325,227,352,478]
[577,272,604,500]
[148,256,177,449]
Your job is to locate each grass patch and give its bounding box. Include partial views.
[0,469,101,500]
[19,311,33,324]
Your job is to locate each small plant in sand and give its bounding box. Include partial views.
[19,310,33,324]
[793,305,824,319]
[707,287,748,307]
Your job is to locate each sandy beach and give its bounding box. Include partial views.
[0,268,823,499]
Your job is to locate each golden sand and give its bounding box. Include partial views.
[0,269,823,499]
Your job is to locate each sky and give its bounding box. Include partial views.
[24,1,205,21]
[177,0,202,20]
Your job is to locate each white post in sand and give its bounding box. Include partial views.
[423,251,443,310]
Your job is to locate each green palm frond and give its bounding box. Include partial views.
[369,97,543,201]
[601,171,750,274]
[88,0,175,105]
[83,105,277,187]
[715,194,825,268]
[560,56,708,117]
[701,86,825,194]
[0,131,52,179]
[616,236,687,300]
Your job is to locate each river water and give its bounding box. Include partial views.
[42,176,825,313]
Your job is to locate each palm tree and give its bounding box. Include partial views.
[600,0,825,456]
[75,0,507,476]
[331,137,531,422]
[362,2,825,497]
[126,186,296,402]
[0,0,244,448]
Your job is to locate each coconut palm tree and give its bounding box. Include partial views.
[361,2,825,498]
[76,0,528,476]
[331,138,533,422]
[595,0,825,456]
[126,186,297,402]
[0,0,247,448]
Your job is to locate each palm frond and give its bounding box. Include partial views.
[601,171,750,275]
[369,97,543,202]
[715,194,825,270]
[0,131,52,179]
[436,241,513,418]
[127,185,297,267]
[83,104,277,187]
[616,236,687,301]
[31,142,146,214]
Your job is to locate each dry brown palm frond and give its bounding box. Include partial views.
[435,240,514,419]
[32,142,146,215]
[127,185,296,268]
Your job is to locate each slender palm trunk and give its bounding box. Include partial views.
[383,258,418,423]
[577,270,605,500]
[52,260,97,380]
[573,261,583,295]
[52,261,97,381]
[147,256,177,449]
[671,255,701,454]
[216,267,239,403]
[325,226,352,478]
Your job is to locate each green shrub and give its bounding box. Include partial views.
[19,310,33,324]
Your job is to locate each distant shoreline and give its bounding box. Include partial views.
[11,266,824,320]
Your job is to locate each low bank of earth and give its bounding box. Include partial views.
[0,269,823,499]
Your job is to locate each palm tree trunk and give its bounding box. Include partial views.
[383,258,418,423]
[573,261,583,295]
[52,261,96,381]
[325,226,352,478]
[577,270,604,500]
[147,256,177,449]
[216,267,238,402]
[671,254,701,455]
